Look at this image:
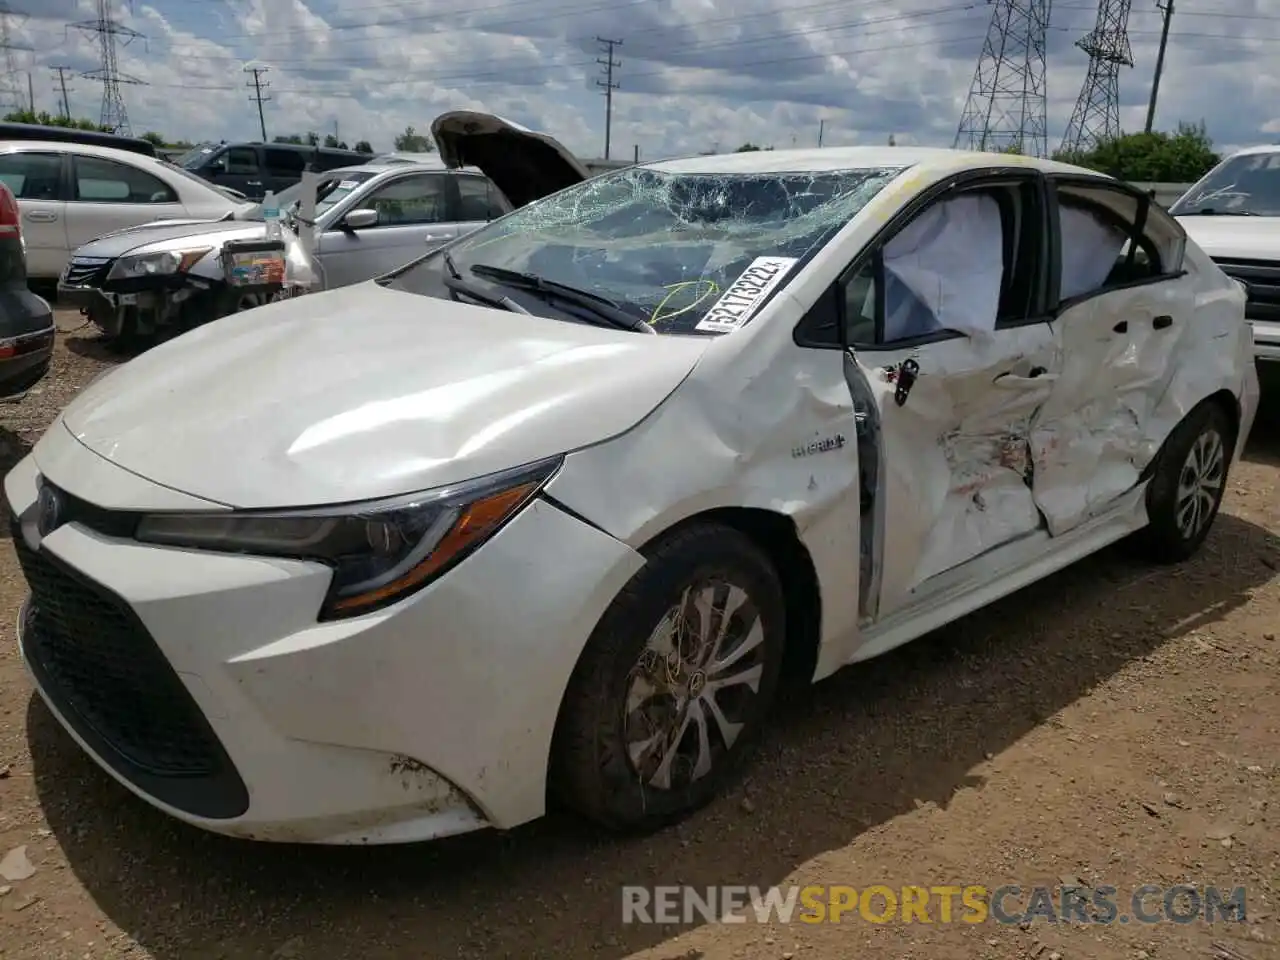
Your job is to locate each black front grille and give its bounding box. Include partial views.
[12,518,249,819]
[1212,258,1280,324]
[60,257,112,288]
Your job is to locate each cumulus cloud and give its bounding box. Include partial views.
[7,0,1277,160]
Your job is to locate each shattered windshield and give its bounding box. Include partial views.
[177,142,218,170]
[387,164,903,335]
[1170,153,1280,217]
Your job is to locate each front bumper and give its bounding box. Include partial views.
[5,438,645,843]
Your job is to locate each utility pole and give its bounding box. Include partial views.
[51,65,74,119]
[818,119,825,147]
[244,65,270,141]
[596,37,621,160]
[71,0,145,135]
[25,70,32,111]
[1144,0,1173,133]
[1060,0,1135,154]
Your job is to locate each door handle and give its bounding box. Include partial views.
[1153,314,1173,329]
[423,234,450,243]
[1113,320,1128,333]
[24,211,57,223]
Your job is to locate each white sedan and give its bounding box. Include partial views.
[0,140,248,280]
[5,138,1258,844]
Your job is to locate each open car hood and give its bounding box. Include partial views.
[431,110,590,208]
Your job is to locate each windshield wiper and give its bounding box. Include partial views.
[468,263,654,334]
[438,251,530,314]
[1182,208,1260,216]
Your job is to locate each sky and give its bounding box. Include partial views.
[5,0,1278,163]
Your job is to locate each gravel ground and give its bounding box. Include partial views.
[0,310,1277,960]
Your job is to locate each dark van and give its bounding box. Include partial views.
[0,121,158,159]
[177,141,369,200]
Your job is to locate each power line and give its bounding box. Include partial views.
[0,2,32,115]
[596,36,621,160]
[245,65,270,141]
[51,65,75,120]
[1060,0,1135,155]
[70,0,146,135]
[955,0,1052,157]
[1143,0,1173,134]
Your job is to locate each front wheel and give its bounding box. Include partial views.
[1134,400,1234,563]
[551,523,786,832]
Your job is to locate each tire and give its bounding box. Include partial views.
[551,522,787,832]
[1133,400,1234,563]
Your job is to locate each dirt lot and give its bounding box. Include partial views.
[0,310,1277,960]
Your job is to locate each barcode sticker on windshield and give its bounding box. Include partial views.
[695,257,799,333]
[338,180,359,189]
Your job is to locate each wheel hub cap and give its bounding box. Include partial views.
[1175,427,1225,540]
[622,581,767,791]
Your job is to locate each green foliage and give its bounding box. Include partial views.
[322,133,350,150]
[354,139,374,154]
[1053,121,1220,182]
[4,110,109,132]
[139,131,166,146]
[273,134,304,144]
[393,125,434,153]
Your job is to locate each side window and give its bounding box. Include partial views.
[264,148,306,178]
[362,174,447,226]
[1054,182,1184,305]
[223,147,260,175]
[456,175,511,221]
[834,181,1039,347]
[0,151,62,200]
[72,156,177,204]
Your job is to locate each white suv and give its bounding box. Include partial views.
[1170,145,1280,361]
[0,140,249,281]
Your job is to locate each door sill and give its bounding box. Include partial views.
[848,484,1150,665]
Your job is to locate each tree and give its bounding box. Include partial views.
[322,133,349,149]
[273,134,304,144]
[305,131,320,146]
[393,124,434,152]
[354,139,373,154]
[1053,121,1219,182]
[5,110,109,132]
[140,131,166,147]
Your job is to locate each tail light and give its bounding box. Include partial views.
[0,183,20,250]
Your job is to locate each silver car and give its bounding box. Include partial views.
[57,156,513,343]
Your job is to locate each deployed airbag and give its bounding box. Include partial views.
[882,193,1004,340]
[1059,204,1128,301]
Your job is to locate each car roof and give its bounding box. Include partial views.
[0,139,171,165]
[324,159,485,177]
[1219,144,1280,159]
[647,146,1108,180]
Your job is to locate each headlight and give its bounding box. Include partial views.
[134,456,562,620]
[107,248,212,281]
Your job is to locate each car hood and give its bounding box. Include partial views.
[72,217,261,259]
[59,282,709,508]
[1176,214,1280,261]
[431,110,591,208]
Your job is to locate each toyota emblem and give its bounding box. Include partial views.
[36,484,62,537]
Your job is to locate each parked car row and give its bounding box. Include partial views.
[1,111,1261,851]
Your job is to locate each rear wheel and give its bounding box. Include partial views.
[551,523,786,832]
[1133,400,1233,563]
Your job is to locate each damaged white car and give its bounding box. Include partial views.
[6,140,1258,844]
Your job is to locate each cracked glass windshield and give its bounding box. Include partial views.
[1170,152,1280,217]
[387,164,903,334]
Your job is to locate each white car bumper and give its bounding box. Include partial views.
[5,441,644,844]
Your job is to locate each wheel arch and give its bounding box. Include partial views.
[1141,387,1241,483]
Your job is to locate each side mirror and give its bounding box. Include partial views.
[343,208,378,231]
